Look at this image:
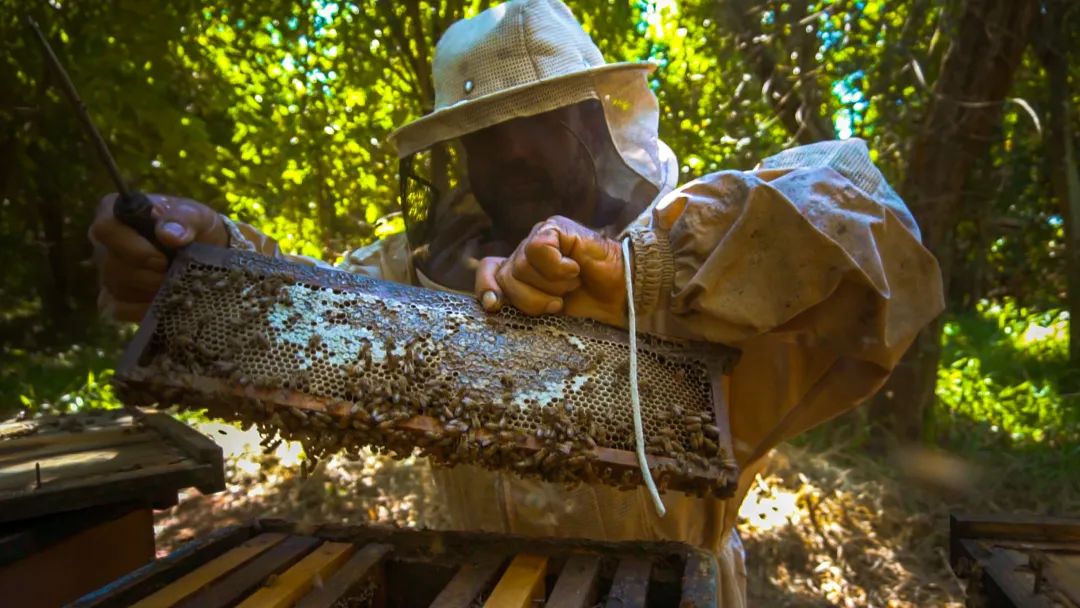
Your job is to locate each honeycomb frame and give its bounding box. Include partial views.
[115,244,741,497]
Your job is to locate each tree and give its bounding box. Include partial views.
[867,0,1041,439]
[1038,0,1080,367]
[0,0,1073,439]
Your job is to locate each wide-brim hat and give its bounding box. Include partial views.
[389,0,658,162]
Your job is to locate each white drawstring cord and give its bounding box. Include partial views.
[621,236,666,517]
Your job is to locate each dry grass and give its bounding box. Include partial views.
[741,423,1080,607]
[154,419,1080,606]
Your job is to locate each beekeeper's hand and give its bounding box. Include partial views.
[89,193,228,322]
[475,215,627,327]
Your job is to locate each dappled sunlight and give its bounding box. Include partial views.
[738,445,966,607]
[738,474,802,533]
[153,419,446,557]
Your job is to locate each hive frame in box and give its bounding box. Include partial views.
[71,519,723,607]
[115,243,740,497]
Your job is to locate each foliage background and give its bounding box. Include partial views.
[0,0,1077,603]
[3,0,1076,443]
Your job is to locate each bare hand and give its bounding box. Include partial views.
[475,215,627,327]
[89,193,228,322]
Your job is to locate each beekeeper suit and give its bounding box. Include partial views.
[91,0,944,604]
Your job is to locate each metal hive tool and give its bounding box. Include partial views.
[115,243,741,497]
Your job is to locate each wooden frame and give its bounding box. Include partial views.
[73,519,724,607]
[115,243,741,498]
[0,410,223,524]
[949,512,1080,607]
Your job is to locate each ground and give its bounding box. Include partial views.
[152,416,1078,607]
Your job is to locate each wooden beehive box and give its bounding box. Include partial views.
[0,408,224,523]
[72,519,722,607]
[0,408,225,607]
[949,513,1080,607]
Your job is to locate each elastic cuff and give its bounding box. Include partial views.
[220,216,256,252]
[623,223,674,316]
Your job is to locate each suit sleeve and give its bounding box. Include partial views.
[622,139,944,460]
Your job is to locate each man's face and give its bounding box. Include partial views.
[461,105,598,244]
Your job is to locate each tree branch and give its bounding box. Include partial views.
[720,0,835,144]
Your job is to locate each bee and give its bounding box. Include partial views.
[689,433,703,451]
[581,378,596,395]
[702,437,719,454]
[673,368,687,384]
[307,334,323,351]
[212,360,237,375]
[251,332,272,349]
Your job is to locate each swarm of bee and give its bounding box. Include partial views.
[117,250,739,497]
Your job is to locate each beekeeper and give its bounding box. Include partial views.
[89,0,944,604]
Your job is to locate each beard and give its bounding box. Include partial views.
[474,160,597,244]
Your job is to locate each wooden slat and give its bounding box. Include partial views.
[429,553,506,608]
[1043,552,1080,605]
[131,533,287,608]
[0,412,131,442]
[175,535,319,608]
[483,554,548,608]
[0,427,147,462]
[295,543,392,608]
[545,554,602,608]
[68,525,250,608]
[0,440,190,491]
[0,434,155,469]
[982,548,1054,608]
[236,541,354,608]
[679,552,719,608]
[951,513,1080,543]
[0,454,219,525]
[604,557,652,608]
[133,413,218,462]
[136,412,225,493]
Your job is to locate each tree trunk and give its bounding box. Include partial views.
[32,185,72,327]
[868,0,1039,442]
[1039,0,1080,367]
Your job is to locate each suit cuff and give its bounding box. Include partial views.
[622,223,674,316]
